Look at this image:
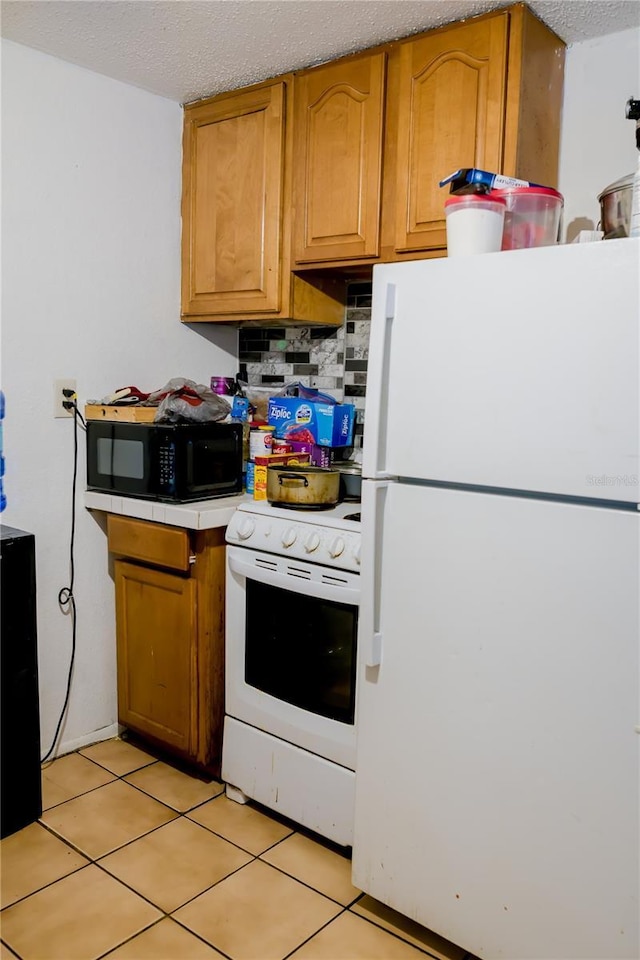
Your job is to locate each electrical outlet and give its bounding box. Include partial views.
[54,379,77,418]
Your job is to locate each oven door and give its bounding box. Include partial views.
[226,545,359,769]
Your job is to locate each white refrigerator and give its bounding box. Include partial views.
[353,238,640,960]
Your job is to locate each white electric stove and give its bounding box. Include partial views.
[222,498,361,846]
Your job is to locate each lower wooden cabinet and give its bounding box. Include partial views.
[114,561,196,755]
[107,515,226,775]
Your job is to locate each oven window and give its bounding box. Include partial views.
[245,579,357,724]
[96,437,144,479]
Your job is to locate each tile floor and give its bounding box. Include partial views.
[1,739,478,960]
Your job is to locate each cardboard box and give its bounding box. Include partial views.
[285,441,333,468]
[85,404,156,423]
[267,398,354,447]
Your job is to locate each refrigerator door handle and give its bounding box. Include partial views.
[361,480,388,668]
[363,281,395,480]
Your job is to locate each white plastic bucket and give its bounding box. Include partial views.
[444,194,506,256]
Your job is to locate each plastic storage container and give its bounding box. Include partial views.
[492,186,563,249]
[444,194,506,257]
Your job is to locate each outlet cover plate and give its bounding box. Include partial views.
[54,379,77,418]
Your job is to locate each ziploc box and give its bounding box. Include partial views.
[268,398,354,447]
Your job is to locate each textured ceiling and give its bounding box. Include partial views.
[1,0,639,104]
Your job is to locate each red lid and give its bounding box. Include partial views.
[492,186,563,202]
[444,194,506,207]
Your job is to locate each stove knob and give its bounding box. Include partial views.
[304,532,320,553]
[354,542,361,565]
[329,536,345,558]
[236,517,255,540]
[282,527,297,548]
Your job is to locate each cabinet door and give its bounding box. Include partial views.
[182,83,285,317]
[393,14,508,253]
[293,53,385,263]
[115,560,196,754]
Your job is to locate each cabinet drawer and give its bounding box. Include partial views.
[107,516,191,572]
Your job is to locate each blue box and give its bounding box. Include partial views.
[439,168,545,192]
[268,398,354,447]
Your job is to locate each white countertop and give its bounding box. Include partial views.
[84,490,248,530]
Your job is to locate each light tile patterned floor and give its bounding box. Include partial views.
[0,739,478,960]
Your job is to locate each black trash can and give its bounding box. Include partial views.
[1,526,42,838]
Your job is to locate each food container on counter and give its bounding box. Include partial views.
[444,194,506,256]
[210,376,236,396]
[272,438,293,455]
[249,425,275,459]
[245,460,255,495]
[492,186,563,249]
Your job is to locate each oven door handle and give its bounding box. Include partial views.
[228,550,360,606]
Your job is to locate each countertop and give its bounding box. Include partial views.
[84,490,248,530]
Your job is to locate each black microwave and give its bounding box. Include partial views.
[86,420,243,502]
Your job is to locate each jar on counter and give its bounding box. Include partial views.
[249,425,275,459]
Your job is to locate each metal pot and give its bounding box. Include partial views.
[267,464,340,509]
[598,172,634,238]
[337,463,362,501]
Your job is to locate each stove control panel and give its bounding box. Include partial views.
[226,507,361,573]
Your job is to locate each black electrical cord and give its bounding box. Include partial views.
[41,398,86,763]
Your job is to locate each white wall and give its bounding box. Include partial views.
[559,27,640,240]
[1,40,238,757]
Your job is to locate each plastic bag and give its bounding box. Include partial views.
[236,381,291,422]
[148,378,231,424]
[291,383,337,405]
[236,380,337,422]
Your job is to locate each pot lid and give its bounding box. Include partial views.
[598,172,635,200]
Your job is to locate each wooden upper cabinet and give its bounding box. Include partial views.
[293,53,386,263]
[392,15,509,254]
[180,4,564,283]
[182,82,285,317]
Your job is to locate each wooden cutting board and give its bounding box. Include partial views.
[84,404,157,423]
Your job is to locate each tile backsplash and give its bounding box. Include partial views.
[238,282,372,450]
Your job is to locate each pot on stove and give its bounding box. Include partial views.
[266,464,340,509]
[337,463,362,501]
